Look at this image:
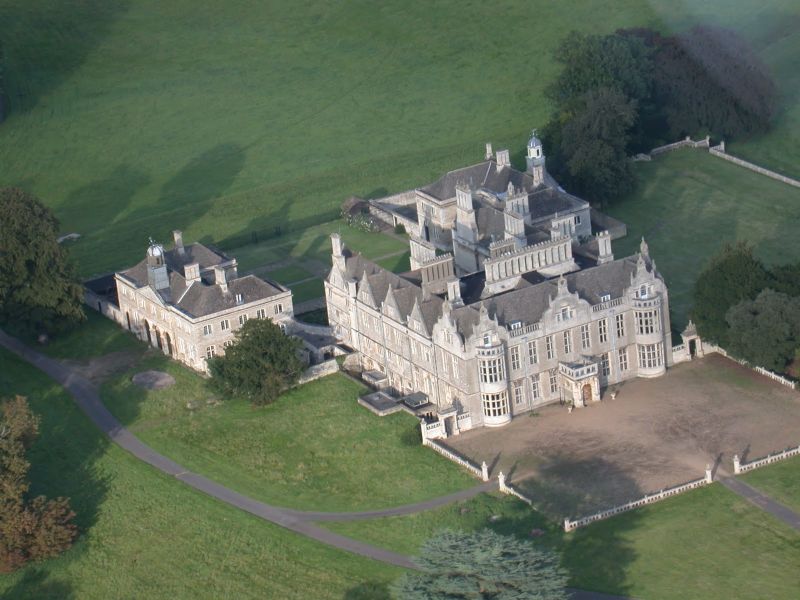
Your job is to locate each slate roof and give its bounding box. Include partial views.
[420,161,536,201]
[528,187,586,220]
[340,249,652,340]
[119,243,287,319]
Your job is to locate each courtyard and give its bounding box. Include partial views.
[447,354,800,519]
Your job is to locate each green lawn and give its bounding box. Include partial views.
[610,149,800,330]
[742,455,800,513]
[232,219,408,274]
[290,279,326,304]
[1,1,797,278]
[100,358,475,511]
[323,485,800,600]
[377,251,411,274]
[0,348,400,599]
[266,264,315,285]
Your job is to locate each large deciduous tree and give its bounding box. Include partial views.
[0,396,77,572]
[548,88,637,208]
[726,290,800,372]
[392,529,568,600]
[641,25,776,140]
[691,242,770,347]
[208,318,304,406]
[0,187,85,335]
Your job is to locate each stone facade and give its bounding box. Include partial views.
[327,135,672,436]
[115,231,293,372]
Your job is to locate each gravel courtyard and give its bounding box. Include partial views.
[447,354,800,519]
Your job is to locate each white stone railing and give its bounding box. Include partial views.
[649,136,710,156]
[591,297,624,312]
[422,438,484,479]
[563,468,712,532]
[709,143,800,189]
[508,322,541,337]
[498,472,533,505]
[705,344,797,390]
[733,444,800,474]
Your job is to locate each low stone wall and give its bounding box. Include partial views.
[649,136,710,156]
[709,143,800,189]
[296,359,339,385]
[498,473,533,506]
[733,444,800,475]
[671,343,690,364]
[84,289,125,327]
[563,469,712,532]
[589,208,627,240]
[423,438,483,479]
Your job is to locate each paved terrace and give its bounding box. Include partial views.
[448,354,800,519]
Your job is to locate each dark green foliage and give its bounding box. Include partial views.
[0,188,85,335]
[0,40,5,122]
[547,31,654,108]
[549,88,637,207]
[691,243,770,346]
[726,290,800,372]
[394,223,406,235]
[207,318,304,406]
[631,25,776,140]
[769,262,800,297]
[392,529,568,599]
[0,396,77,572]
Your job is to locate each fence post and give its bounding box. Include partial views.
[481,461,489,482]
[705,464,713,483]
[733,454,741,474]
[498,471,506,492]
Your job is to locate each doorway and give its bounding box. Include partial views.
[582,383,592,405]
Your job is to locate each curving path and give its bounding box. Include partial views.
[0,329,631,599]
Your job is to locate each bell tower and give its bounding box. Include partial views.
[526,129,546,186]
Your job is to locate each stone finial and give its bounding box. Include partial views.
[640,237,649,257]
[481,461,489,482]
[498,471,506,491]
[733,454,741,474]
[705,464,713,483]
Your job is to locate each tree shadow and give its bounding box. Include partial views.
[0,0,129,117]
[0,568,75,600]
[60,165,150,234]
[342,581,391,600]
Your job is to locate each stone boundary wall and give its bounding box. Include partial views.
[672,343,690,364]
[498,473,533,506]
[589,208,627,240]
[563,469,712,532]
[734,444,800,475]
[709,143,800,189]
[84,289,125,327]
[423,438,484,479]
[296,359,339,385]
[705,344,797,390]
[648,136,710,156]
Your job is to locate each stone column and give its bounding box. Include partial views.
[498,471,507,492]
[733,454,741,475]
[705,464,713,483]
[481,461,489,482]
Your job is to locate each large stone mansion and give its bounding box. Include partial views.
[88,231,294,372]
[325,133,673,436]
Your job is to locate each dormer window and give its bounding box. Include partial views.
[560,307,571,321]
[600,294,611,303]
[483,333,492,346]
[235,293,244,305]
[639,285,649,299]
[509,321,522,331]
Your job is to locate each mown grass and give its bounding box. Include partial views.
[742,455,800,513]
[1,1,797,278]
[323,484,800,600]
[100,358,475,512]
[265,264,314,285]
[611,149,800,329]
[0,348,400,599]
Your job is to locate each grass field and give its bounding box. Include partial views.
[0,348,400,599]
[610,149,800,329]
[742,455,800,513]
[100,356,475,511]
[323,485,800,600]
[1,1,797,278]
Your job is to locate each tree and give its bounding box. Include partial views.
[208,318,304,406]
[649,25,776,140]
[768,262,800,297]
[549,88,637,208]
[726,290,800,372]
[691,242,770,346]
[0,396,77,572]
[392,529,568,600]
[0,188,85,335]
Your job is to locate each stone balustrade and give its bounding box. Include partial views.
[733,444,800,475]
[422,438,484,479]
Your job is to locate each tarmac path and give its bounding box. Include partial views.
[0,328,632,598]
[718,476,800,531]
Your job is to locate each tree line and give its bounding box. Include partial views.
[542,25,777,207]
[693,243,800,374]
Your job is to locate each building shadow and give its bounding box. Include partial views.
[342,581,391,600]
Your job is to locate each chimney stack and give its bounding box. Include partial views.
[214,265,228,293]
[597,231,614,264]
[485,142,493,161]
[173,230,185,256]
[495,149,510,171]
[447,277,463,307]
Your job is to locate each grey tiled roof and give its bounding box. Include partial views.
[529,187,587,220]
[420,161,537,201]
[119,243,287,319]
